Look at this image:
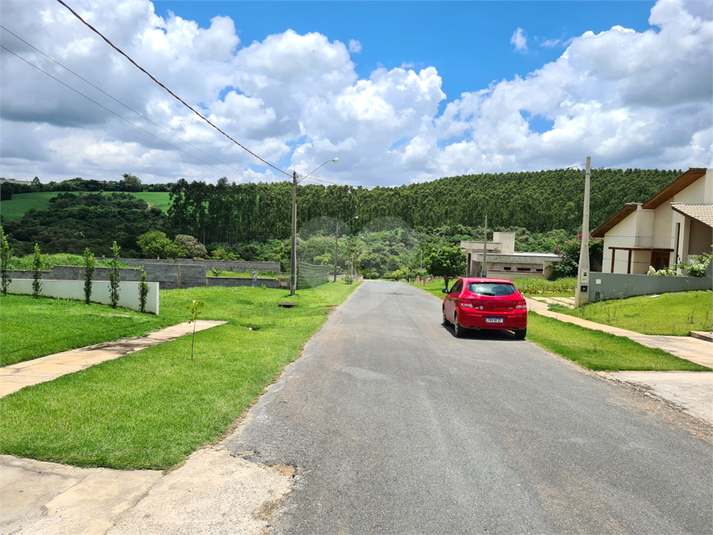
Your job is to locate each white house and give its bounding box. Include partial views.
[592,168,713,274]
[461,232,561,280]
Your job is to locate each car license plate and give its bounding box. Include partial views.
[486,317,504,324]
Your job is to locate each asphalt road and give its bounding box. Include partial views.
[227,281,713,534]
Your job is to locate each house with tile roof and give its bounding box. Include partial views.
[591,168,712,274]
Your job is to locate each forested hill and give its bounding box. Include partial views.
[168,168,681,244]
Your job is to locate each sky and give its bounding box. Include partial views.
[0,0,711,188]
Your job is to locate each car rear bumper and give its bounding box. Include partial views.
[457,308,527,330]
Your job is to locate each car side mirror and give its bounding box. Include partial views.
[441,288,448,294]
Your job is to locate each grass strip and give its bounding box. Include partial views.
[526,312,710,372]
[553,290,713,336]
[1,295,182,366]
[0,283,358,470]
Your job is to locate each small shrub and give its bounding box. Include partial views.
[1,227,11,295]
[343,275,353,285]
[647,266,678,277]
[32,243,42,299]
[83,247,95,304]
[108,241,121,308]
[679,252,711,277]
[187,300,206,360]
[138,270,149,313]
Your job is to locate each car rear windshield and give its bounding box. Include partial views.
[467,282,518,296]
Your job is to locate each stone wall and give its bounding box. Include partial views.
[7,258,283,290]
[206,277,280,289]
[119,258,280,273]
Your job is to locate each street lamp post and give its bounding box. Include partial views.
[290,158,339,296]
[334,216,358,282]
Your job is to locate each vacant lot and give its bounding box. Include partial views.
[554,290,712,336]
[0,283,357,469]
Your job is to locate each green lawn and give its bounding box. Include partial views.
[0,191,171,221]
[526,313,709,372]
[0,295,182,367]
[0,282,358,470]
[554,290,713,336]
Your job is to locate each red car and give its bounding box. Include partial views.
[442,277,528,339]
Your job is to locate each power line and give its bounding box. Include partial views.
[0,25,252,181]
[55,0,291,178]
[0,44,243,181]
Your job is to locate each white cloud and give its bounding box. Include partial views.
[510,27,528,52]
[0,0,711,189]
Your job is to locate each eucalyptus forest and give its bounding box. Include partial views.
[0,168,680,278]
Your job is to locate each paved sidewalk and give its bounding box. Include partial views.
[0,320,227,398]
[527,298,713,424]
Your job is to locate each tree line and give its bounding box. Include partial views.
[0,174,168,200]
[166,168,680,244]
[1,168,680,277]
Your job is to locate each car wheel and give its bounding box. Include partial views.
[442,307,450,326]
[514,328,527,340]
[454,313,464,338]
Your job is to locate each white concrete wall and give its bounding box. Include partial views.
[6,279,160,314]
[674,175,706,203]
[653,202,674,252]
[492,232,516,254]
[633,209,654,249]
[602,212,639,273]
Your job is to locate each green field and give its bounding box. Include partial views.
[131,192,172,212]
[0,192,58,221]
[0,191,172,221]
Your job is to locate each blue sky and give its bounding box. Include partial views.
[1,0,710,186]
[155,1,656,117]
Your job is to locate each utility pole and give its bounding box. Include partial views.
[575,157,591,307]
[290,170,298,296]
[482,214,488,277]
[334,220,340,283]
[334,216,357,282]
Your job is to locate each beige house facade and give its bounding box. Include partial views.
[461,232,561,280]
[592,168,713,274]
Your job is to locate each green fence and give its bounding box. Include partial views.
[298,262,330,289]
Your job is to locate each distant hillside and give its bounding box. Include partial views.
[2,192,166,256]
[0,191,171,222]
[166,168,682,244]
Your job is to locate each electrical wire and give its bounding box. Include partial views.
[0,44,243,180]
[0,25,252,182]
[55,0,291,178]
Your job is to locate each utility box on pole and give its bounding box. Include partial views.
[575,157,591,307]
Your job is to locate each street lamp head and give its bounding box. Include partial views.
[332,157,339,163]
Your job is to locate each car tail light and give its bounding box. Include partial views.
[460,300,475,308]
[515,300,527,310]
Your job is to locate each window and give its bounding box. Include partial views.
[467,282,517,296]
